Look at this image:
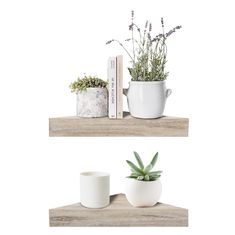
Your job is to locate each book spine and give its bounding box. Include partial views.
[116,55,123,118]
[108,57,117,118]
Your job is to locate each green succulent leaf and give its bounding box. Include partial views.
[150,152,158,168]
[150,175,161,181]
[144,164,153,174]
[137,176,144,180]
[126,160,143,175]
[144,175,150,181]
[130,168,136,173]
[127,175,142,179]
[149,171,162,176]
[131,173,142,177]
[133,151,144,169]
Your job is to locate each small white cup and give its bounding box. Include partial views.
[80,171,110,208]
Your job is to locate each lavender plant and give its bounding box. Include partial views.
[126,151,162,181]
[106,11,181,81]
[69,75,107,94]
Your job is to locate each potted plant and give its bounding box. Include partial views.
[106,11,181,118]
[70,75,108,118]
[125,151,162,207]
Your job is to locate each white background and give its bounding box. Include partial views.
[0,0,235,234]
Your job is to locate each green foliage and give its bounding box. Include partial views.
[106,11,181,81]
[69,75,107,94]
[126,151,162,181]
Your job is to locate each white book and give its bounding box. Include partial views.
[108,57,117,118]
[116,55,123,119]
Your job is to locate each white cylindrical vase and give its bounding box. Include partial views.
[80,171,110,208]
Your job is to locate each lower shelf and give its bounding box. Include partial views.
[49,194,188,227]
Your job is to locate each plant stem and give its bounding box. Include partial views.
[131,23,135,64]
[133,23,143,45]
[112,39,135,62]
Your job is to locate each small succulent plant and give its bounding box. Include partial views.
[126,151,162,181]
[69,75,107,94]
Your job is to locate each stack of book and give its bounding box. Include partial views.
[107,55,123,119]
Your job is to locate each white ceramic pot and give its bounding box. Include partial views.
[125,178,162,207]
[76,88,108,117]
[123,81,172,119]
[80,171,110,208]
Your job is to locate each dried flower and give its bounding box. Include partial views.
[106,11,182,81]
[129,23,133,30]
[165,25,182,37]
[161,17,164,28]
[131,10,134,19]
[106,39,114,45]
[145,20,149,29]
[151,33,164,42]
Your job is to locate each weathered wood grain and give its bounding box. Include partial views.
[49,194,188,227]
[49,112,189,137]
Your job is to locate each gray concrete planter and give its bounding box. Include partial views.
[76,88,108,117]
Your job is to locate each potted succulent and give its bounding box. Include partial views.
[106,11,181,118]
[125,151,162,207]
[70,75,108,118]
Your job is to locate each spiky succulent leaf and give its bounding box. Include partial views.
[150,152,158,168]
[144,164,153,174]
[131,168,137,174]
[127,176,137,178]
[149,171,162,176]
[131,173,142,178]
[133,151,144,169]
[137,176,144,180]
[150,175,161,181]
[144,175,150,181]
[126,160,143,175]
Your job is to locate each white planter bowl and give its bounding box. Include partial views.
[76,88,108,117]
[125,178,162,207]
[123,81,172,119]
[80,171,110,208]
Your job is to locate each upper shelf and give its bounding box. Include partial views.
[49,112,189,137]
[49,194,188,227]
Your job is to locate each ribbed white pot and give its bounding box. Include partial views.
[80,171,110,208]
[125,178,162,207]
[123,81,172,119]
[76,88,108,117]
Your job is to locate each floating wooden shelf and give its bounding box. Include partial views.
[49,194,188,227]
[49,112,189,137]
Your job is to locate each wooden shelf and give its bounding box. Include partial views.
[49,194,188,227]
[49,112,189,137]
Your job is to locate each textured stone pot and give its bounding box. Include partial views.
[76,88,108,117]
[125,178,162,207]
[123,81,172,119]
